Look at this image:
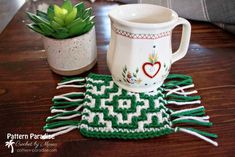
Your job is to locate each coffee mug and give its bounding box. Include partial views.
[107,4,191,92]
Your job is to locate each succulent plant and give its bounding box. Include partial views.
[26,0,95,39]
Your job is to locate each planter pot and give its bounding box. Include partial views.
[43,27,97,76]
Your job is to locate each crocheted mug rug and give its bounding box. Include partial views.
[43,73,218,146]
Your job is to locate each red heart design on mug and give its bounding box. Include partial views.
[142,62,161,78]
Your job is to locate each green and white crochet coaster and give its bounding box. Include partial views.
[44,73,218,146]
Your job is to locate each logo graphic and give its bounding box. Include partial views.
[5,139,15,153]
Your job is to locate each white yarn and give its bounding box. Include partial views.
[53,95,83,102]
[48,113,81,120]
[44,126,78,139]
[56,84,85,89]
[167,100,201,105]
[45,126,74,132]
[90,81,114,94]
[178,128,218,146]
[166,84,195,96]
[166,90,198,96]
[46,75,217,146]
[59,92,84,97]
[51,105,84,113]
[173,116,210,123]
[172,106,204,115]
[86,78,104,84]
[57,79,85,86]
[79,123,171,134]
[51,109,68,113]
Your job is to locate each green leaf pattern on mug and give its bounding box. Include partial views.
[122,66,142,85]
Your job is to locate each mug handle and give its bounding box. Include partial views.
[172,17,191,63]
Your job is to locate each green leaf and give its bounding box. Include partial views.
[61,0,73,13]
[47,5,54,21]
[65,7,77,25]
[52,33,69,39]
[75,2,85,17]
[56,27,68,32]
[26,12,50,26]
[68,18,86,36]
[82,22,94,34]
[53,28,70,39]
[36,10,48,20]
[50,20,62,30]
[54,4,68,19]
[27,1,95,39]
[83,16,89,23]
[82,7,92,19]
[67,18,82,28]
[54,16,64,26]
[26,23,45,35]
[89,16,95,22]
[38,23,54,36]
[83,15,94,24]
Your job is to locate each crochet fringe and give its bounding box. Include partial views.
[43,74,218,146]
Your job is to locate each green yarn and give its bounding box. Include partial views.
[79,127,174,139]
[164,79,193,88]
[60,77,85,83]
[172,119,213,126]
[166,94,201,102]
[184,128,218,138]
[79,74,172,138]
[43,73,218,146]
[44,120,79,130]
[53,101,83,105]
[171,106,205,117]
[52,94,84,102]
[167,74,192,80]
[46,111,81,122]
[51,103,82,109]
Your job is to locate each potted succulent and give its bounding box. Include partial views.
[26,0,97,76]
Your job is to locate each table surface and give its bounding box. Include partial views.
[0,0,235,157]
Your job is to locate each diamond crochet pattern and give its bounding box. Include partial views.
[80,74,173,138]
[44,73,218,146]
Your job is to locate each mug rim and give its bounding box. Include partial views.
[109,4,178,29]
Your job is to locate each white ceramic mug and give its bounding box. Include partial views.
[107,4,191,92]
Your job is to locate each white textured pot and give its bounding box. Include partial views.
[43,27,97,76]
